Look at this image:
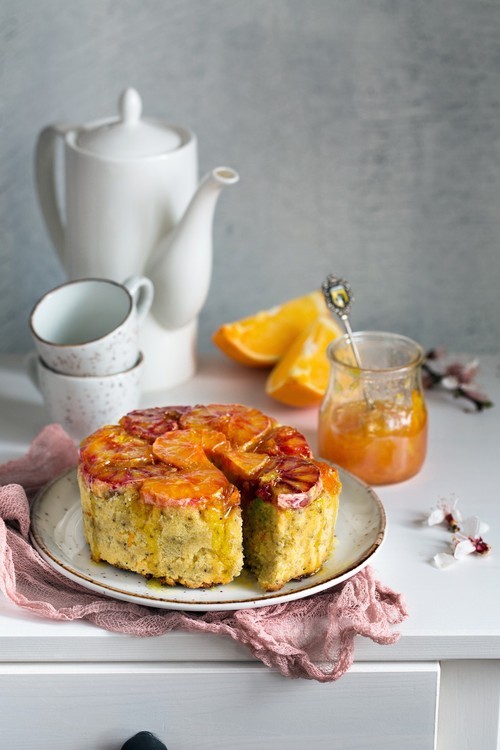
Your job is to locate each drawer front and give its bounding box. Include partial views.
[0,661,438,749]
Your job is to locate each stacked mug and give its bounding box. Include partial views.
[28,277,154,442]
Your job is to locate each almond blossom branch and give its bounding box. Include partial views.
[423,350,493,411]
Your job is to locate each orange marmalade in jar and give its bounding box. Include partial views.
[318,332,428,485]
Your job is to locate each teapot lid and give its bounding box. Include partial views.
[76,88,183,157]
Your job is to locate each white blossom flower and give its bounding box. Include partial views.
[445,358,479,385]
[453,516,491,557]
[441,375,459,391]
[452,536,476,560]
[433,515,491,569]
[431,513,491,569]
[427,496,462,531]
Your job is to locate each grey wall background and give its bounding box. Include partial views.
[1,0,499,356]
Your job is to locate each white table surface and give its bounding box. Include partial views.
[0,351,499,664]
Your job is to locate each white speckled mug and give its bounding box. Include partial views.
[26,352,144,442]
[29,276,153,376]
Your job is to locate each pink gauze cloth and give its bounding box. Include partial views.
[0,424,408,682]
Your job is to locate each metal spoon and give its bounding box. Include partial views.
[321,274,363,367]
[322,274,374,408]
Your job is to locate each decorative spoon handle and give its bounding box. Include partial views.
[321,275,363,368]
[322,274,375,410]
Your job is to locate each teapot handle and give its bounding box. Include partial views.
[35,124,73,263]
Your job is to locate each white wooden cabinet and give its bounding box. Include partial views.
[0,662,439,749]
[0,354,499,749]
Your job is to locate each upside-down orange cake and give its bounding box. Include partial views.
[78,404,341,591]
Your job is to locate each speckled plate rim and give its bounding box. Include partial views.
[29,466,386,612]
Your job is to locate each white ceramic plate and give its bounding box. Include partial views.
[30,467,386,612]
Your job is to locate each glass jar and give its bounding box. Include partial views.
[318,331,428,485]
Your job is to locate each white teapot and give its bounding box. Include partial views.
[35,88,239,390]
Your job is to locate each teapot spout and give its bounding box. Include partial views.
[146,166,239,330]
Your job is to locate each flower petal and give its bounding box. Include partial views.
[427,508,445,526]
[453,538,475,560]
[479,520,490,535]
[433,553,456,569]
[442,375,459,390]
[462,516,481,538]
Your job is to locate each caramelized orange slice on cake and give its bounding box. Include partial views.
[214,425,312,483]
[252,425,312,458]
[152,428,228,469]
[80,424,154,466]
[180,404,275,450]
[212,448,269,485]
[141,467,239,511]
[153,422,272,486]
[120,406,190,442]
[79,425,173,494]
[253,455,322,509]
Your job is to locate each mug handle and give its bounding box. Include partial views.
[123,276,154,324]
[25,351,41,391]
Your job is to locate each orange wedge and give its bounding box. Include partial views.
[212,290,327,367]
[265,316,341,407]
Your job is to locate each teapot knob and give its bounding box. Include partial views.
[119,88,142,125]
